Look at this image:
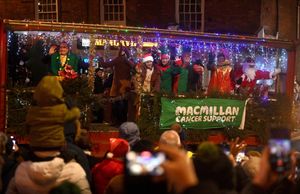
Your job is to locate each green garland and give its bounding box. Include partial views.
[7,81,295,144]
[60,76,93,110]
[7,87,33,135]
[7,77,94,134]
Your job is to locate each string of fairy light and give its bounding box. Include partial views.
[7,30,288,72]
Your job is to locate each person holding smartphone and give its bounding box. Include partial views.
[158,144,220,194]
[241,128,300,194]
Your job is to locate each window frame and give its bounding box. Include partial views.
[100,0,126,25]
[35,0,58,22]
[175,0,205,32]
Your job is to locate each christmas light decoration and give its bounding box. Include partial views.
[9,30,289,73]
[88,34,96,90]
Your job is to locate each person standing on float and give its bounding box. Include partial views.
[50,42,79,76]
[99,45,135,125]
[207,53,234,94]
[172,52,191,95]
[157,53,173,93]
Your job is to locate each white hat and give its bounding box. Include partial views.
[143,53,154,63]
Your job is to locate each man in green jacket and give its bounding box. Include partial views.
[50,42,79,76]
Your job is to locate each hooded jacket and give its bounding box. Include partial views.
[5,157,91,194]
[26,76,80,149]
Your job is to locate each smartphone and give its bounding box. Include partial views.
[219,143,230,156]
[125,151,167,194]
[236,151,246,163]
[269,139,291,173]
[125,151,166,176]
[10,136,17,151]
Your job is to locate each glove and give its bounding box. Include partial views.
[274,68,281,75]
[193,65,204,74]
[271,68,281,78]
[236,77,243,85]
[175,58,182,67]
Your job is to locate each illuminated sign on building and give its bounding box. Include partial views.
[81,38,157,48]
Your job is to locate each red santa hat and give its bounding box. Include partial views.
[161,54,170,60]
[107,138,129,158]
[143,53,154,63]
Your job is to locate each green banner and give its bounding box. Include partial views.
[160,97,247,129]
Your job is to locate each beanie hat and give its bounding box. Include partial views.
[34,76,64,107]
[142,53,154,63]
[196,142,219,163]
[119,122,141,147]
[107,138,129,158]
[193,141,235,190]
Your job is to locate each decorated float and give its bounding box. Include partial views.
[0,20,297,154]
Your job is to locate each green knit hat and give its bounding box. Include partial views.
[196,141,220,163]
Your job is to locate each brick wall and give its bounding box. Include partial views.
[87,0,100,24]
[261,0,277,36]
[261,0,297,40]
[0,0,297,40]
[126,0,176,28]
[278,0,297,40]
[0,0,35,20]
[205,0,261,35]
[59,0,88,23]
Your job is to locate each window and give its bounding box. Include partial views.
[176,0,205,31]
[101,0,126,25]
[35,0,58,22]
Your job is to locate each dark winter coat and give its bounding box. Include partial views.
[183,181,220,194]
[100,56,135,97]
[140,65,161,93]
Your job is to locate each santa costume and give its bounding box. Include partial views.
[236,57,280,95]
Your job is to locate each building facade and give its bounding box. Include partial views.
[1,0,296,40]
[1,0,299,78]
